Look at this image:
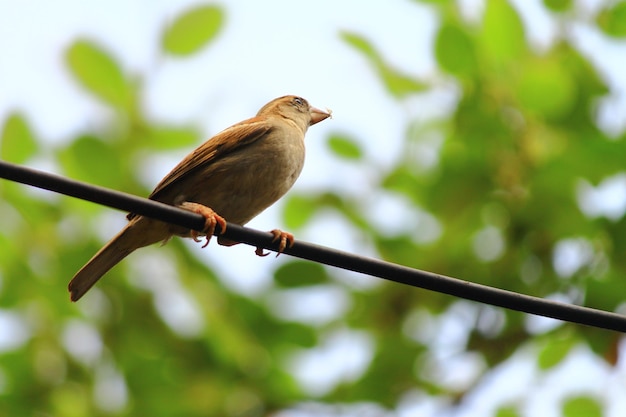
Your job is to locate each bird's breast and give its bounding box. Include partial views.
[188,132,306,225]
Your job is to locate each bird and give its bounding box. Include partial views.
[68,95,331,302]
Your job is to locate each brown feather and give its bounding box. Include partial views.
[149,117,273,200]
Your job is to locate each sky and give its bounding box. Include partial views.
[1,0,626,415]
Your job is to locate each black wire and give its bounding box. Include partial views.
[1,159,625,332]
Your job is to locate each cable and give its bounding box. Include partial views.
[1,159,625,332]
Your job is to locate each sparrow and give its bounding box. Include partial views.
[68,95,331,301]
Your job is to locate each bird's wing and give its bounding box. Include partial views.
[127,116,273,220]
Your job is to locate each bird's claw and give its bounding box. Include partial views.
[255,229,294,257]
[180,202,227,248]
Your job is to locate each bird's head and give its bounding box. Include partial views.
[258,95,331,132]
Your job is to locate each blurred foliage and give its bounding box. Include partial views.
[544,0,573,13]
[1,113,38,164]
[340,31,428,98]
[563,396,603,417]
[162,4,225,56]
[66,40,134,110]
[1,1,626,417]
[597,1,626,38]
[326,133,363,161]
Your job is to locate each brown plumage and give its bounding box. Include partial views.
[68,95,331,301]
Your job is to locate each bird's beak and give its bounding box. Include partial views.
[309,106,332,125]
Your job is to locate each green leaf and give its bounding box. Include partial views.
[274,261,328,287]
[162,5,225,55]
[375,235,423,268]
[597,2,626,38]
[584,275,626,314]
[495,405,521,417]
[1,113,38,163]
[341,31,378,61]
[283,194,318,229]
[543,0,573,12]
[379,66,427,97]
[341,31,426,98]
[327,134,363,160]
[562,396,603,417]
[515,58,576,119]
[145,126,199,150]
[381,165,421,198]
[57,135,124,188]
[65,39,131,108]
[435,24,477,76]
[480,0,525,65]
[537,336,575,370]
[277,323,317,347]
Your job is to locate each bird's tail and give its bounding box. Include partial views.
[68,220,160,302]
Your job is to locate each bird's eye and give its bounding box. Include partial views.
[293,97,304,106]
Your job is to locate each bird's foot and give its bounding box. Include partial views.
[179,202,227,248]
[255,229,294,257]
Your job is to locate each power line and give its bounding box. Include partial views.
[1,159,625,332]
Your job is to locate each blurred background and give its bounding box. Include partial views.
[1,0,626,416]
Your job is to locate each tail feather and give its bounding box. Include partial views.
[69,220,163,302]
